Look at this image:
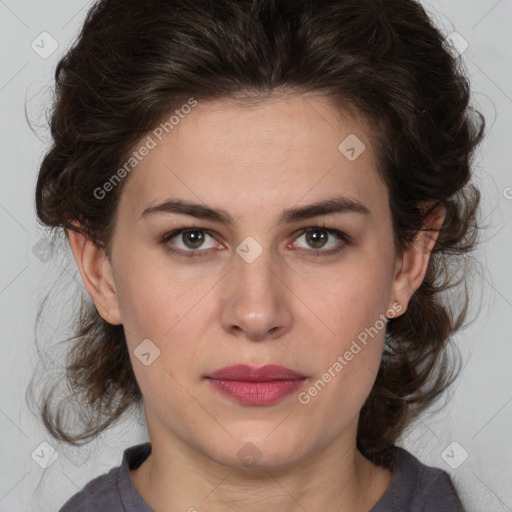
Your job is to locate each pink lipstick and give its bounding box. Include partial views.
[205,364,306,406]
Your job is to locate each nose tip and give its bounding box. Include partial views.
[219,256,293,341]
[227,312,284,341]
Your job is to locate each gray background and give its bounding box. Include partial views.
[0,0,511,510]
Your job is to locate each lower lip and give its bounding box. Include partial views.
[206,378,306,405]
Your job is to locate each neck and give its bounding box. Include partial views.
[130,420,392,512]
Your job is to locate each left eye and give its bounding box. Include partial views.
[164,229,219,251]
[292,227,347,251]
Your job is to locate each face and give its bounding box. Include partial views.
[78,94,420,470]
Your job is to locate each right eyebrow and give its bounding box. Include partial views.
[140,199,234,224]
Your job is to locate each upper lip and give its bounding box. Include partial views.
[206,364,306,382]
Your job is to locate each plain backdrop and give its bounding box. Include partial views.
[0,1,511,511]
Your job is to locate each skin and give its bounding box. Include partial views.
[69,93,445,512]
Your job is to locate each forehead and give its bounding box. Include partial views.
[118,93,387,223]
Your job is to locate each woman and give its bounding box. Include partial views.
[34,0,485,510]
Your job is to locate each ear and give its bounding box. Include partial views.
[67,227,123,325]
[390,202,446,316]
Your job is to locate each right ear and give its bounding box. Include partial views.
[67,227,123,325]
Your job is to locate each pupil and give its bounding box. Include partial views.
[184,230,204,248]
[306,229,327,248]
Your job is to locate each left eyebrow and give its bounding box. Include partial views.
[277,196,370,224]
[139,196,370,224]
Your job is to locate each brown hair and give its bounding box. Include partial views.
[34,0,485,465]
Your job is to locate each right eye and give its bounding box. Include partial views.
[161,227,225,258]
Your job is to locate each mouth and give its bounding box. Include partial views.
[205,364,307,406]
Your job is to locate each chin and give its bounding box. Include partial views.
[203,434,309,472]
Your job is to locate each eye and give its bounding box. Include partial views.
[161,228,222,256]
[160,225,348,259]
[292,227,348,255]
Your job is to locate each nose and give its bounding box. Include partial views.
[219,248,293,341]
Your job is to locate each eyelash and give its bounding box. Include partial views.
[160,225,350,259]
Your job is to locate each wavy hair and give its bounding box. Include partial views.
[34,0,485,465]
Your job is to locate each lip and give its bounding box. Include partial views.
[205,364,307,406]
[207,364,306,381]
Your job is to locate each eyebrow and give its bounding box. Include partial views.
[140,196,370,225]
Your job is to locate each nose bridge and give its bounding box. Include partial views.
[220,243,292,339]
[231,249,279,301]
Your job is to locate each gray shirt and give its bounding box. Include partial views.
[59,443,465,511]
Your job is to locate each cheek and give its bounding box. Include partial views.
[300,256,393,412]
[112,249,203,339]
[114,266,209,417]
[312,256,393,347]
[300,305,387,433]
[112,255,219,393]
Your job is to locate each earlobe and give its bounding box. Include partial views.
[390,203,446,316]
[67,228,123,325]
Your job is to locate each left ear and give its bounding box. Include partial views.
[390,202,446,316]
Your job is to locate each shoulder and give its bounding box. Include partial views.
[372,446,465,512]
[58,466,121,512]
[58,443,152,512]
